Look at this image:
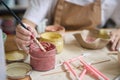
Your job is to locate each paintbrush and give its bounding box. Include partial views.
[0,0,46,52]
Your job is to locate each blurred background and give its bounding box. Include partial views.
[0,0,116,35]
[0,0,30,34]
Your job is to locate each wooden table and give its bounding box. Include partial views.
[5,30,120,80]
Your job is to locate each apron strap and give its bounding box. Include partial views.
[54,0,65,25]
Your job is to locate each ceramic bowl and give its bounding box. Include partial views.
[7,75,31,80]
[7,62,32,80]
[74,29,110,49]
[39,32,64,53]
[5,50,28,63]
[45,25,65,37]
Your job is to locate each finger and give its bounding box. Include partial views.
[16,25,32,36]
[27,26,39,38]
[116,39,120,51]
[27,27,37,37]
[111,35,119,51]
[16,41,29,53]
[15,37,31,48]
[27,27,32,32]
[110,34,117,43]
[16,31,31,41]
[22,45,29,54]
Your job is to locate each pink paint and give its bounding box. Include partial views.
[45,25,65,32]
[86,36,96,43]
[45,25,65,37]
[29,42,57,71]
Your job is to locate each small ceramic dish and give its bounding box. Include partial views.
[74,29,110,49]
[5,50,28,63]
[7,62,32,80]
[7,75,31,80]
[45,25,65,37]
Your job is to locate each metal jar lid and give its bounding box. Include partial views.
[7,62,32,79]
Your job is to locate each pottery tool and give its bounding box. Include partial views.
[41,59,110,77]
[78,56,109,80]
[91,59,110,65]
[0,0,46,52]
[63,56,109,80]
[64,61,79,80]
[108,51,118,55]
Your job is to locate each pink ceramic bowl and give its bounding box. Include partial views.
[45,25,65,37]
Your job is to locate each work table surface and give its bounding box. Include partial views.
[5,30,120,80]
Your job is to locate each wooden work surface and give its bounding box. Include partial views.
[5,30,120,80]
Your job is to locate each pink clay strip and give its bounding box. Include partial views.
[79,69,86,80]
[78,56,109,80]
[64,61,79,80]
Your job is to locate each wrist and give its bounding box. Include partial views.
[22,18,37,29]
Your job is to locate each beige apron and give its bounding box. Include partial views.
[53,0,101,30]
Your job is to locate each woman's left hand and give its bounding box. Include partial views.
[110,29,120,51]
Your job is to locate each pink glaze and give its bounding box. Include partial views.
[45,25,65,37]
[45,25,65,32]
[29,42,57,71]
[86,36,96,43]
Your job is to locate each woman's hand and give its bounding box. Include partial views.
[110,29,120,51]
[15,23,38,53]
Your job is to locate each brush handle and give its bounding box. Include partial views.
[32,35,46,52]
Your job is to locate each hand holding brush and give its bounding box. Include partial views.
[16,24,46,53]
[0,0,46,53]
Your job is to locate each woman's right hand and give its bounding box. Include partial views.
[15,23,37,53]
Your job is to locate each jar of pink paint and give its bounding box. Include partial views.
[29,42,57,71]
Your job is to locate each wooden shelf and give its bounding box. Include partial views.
[0,5,27,15]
